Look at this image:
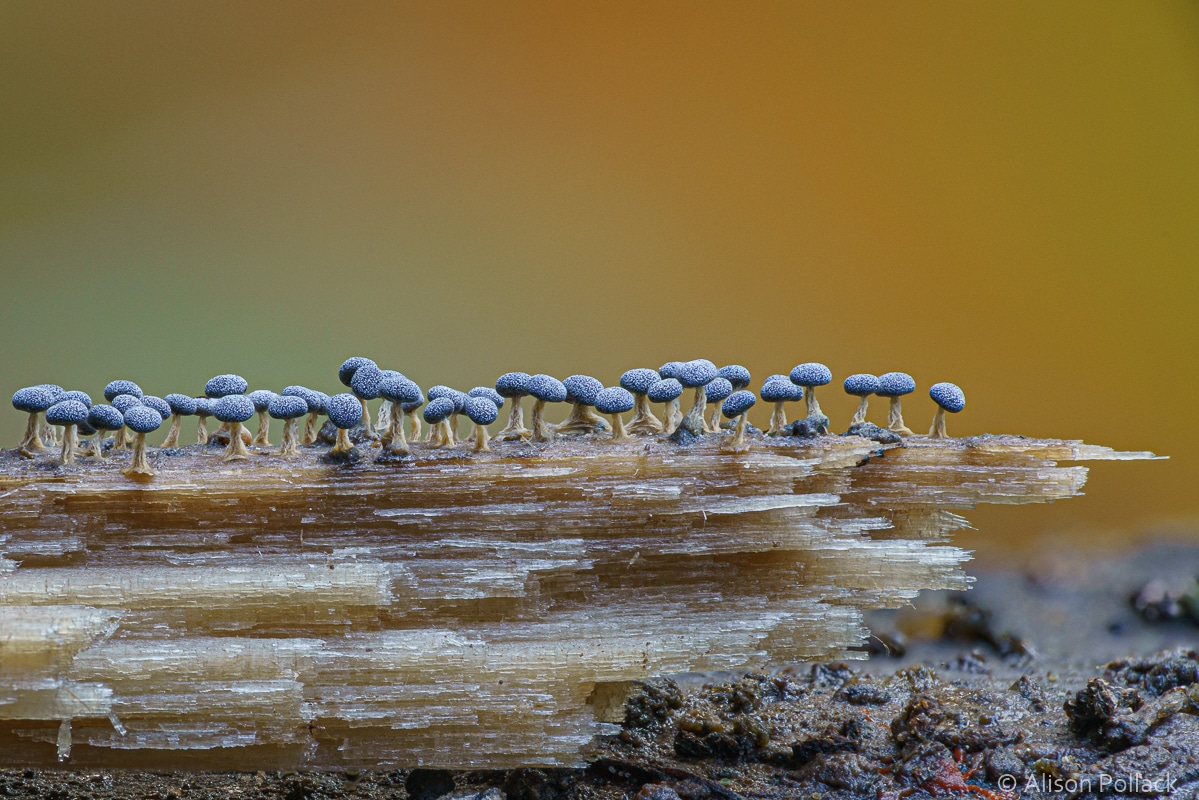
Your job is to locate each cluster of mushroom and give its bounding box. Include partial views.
[9,358,967,477]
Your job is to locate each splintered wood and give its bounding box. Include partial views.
[0,435,1155,768]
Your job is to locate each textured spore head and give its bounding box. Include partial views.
[213,395,255,424]
[141,396,172,421]
[205,374,248,399]
[495,372,531,398]
[46,400,89,426]
[717,365,751,390]
[12,386,56,413]
[326,393,364,429]
[164,394,197,415]
[877,372,917,397]
[563,375,603,405]
[339,357,376,387]
[422,397,454,424]
[193,398,214,417]
[464,396,500,426]
[350,364,385,400]
[468,387,504,408]
[594,386,635,415]
[39,384,65,402]
[60,390,93,408]
[677,360,718,389]
[248,390,277,412]
[282,386,323,414]
[380,376,422,405]
[789,362,832,388]
[87,404,124,432]
[111,394,143,414]
[657,361,684,379]
[619,369,659,395]
[843,374,881,397]
[929,382,966,413]
[760,378,802,403]
[104,380,143,402]
[268,394,308,421]
[400,386,425,413]
[646,378,683,403]
[722,390,757,418]
[123,405,163,435]
[704,378,734,402]
[526,374,567,403]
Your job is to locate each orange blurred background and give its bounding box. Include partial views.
[1,2,1196,561]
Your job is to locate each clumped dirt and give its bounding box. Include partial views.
[3,540,1198,799]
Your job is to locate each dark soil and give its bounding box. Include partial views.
[3,540,1197,799]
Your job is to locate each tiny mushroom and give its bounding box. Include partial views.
[338,356,377,434]
[204,374,249,443]
[646,378,683,434]
[526,374,567,442]
[843,374,881,427]
[676,360,719,435]
[789,362,833,418]
[350,364,385,438]
[594,386,635,441]
[268,394,308,457]
[12,386,57,451]
[928,382,966,439]
[466,387,504,447]
[110,393,143,450]
[426,386,466,445]
[722,389,758,451]
[193,398,214,446]
[104,380,143,402]
[326,392,363,456]
[400,386,426,442]
[704,377,734,433]
[213,395,255,462]
[464,395,499,452]
[558,375,607,436]
[620,368,664,435]
[422,397,456,448]
[46,400,89,465]
[283,386,327,444]
[248,390,278,445]
[877,372,917,436]
[122,405,163,479]
[717,365,752,391]
[657,362,686,432]
[379,375,422,455]
[760,377,802,435]
[494,372,533,441]
[86,404,124,459]
[141,396,171,423]
[161,394,196,447]
[37,385,65,446]
[374,370,402,435]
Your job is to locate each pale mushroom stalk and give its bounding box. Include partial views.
[627,393,663,434]
[852,396,871,426]
[125,432,155,478]
[280,418,300,456]
[223,421,250,461]
[162,414,184,447]
[531,399,554,442]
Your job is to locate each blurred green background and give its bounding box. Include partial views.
[1,2,1196,560]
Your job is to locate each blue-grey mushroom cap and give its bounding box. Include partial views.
[646,378,683,403]
[350,364,385,400]
[12,386,56,413]
[468,387,504,408]
[338,356,376,387]
[77,419,96,437]
[594,386,635,415]
[46,400,90,426]
[38,384,65,402]
[104,380,142,402]
[400,386,426,413]
[717,365,751,390]
[676,360,718,389]
[205,374,248,399]
[422,396,455,424]
[60,390,93,408]
[326,393,363,429]
[380,376,422,405]
[193,398,214,416]
[761,378,802,403]
[248,390,277,412]
[704,377,734,402]
[268,394,309,421]
[111,394,143,414]
[213,394,255,424]
[657,361,684,379]
[620,368,659,395]
[87,404,124,432]
[164,394,196,415]
[464,395,500,426]
[789,362,832,388]
[843,374,880,397]
[282,386,321,414]
[722,390,757,418]
[427,385,464,411]
[312,392,331,413]
[929,382,966,413]
[124,405,163,434]
[877,372,916,397]
[526,374,567,403]
[495,372,531,398]
[141,396,172,421]
[563,375,603,405]
[380,369,403,381]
